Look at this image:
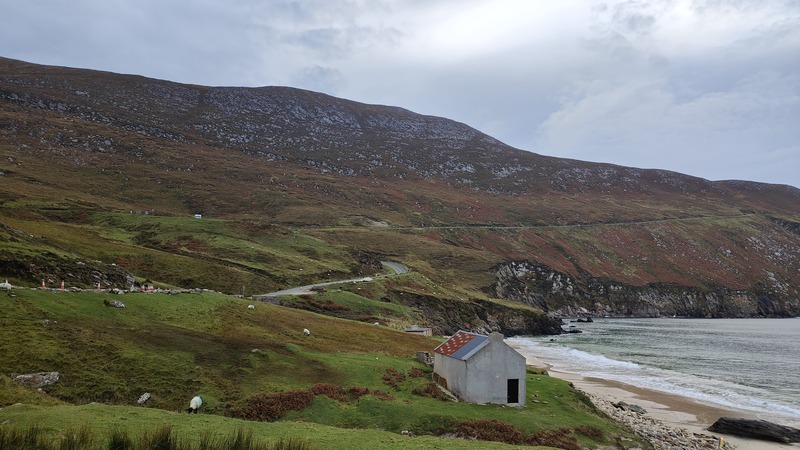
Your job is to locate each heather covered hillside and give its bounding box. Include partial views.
[1,56,798,319]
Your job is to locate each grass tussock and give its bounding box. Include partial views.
[0,425,318,450]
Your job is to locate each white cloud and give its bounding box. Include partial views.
[537,70,800,181]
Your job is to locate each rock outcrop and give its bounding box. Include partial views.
[11,371,60,388]
[492,260,799,318]
[708,417,800,443]
[392,290,564,336]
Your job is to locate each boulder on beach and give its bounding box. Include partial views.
[708,417,800,443]
[612,401,647,415]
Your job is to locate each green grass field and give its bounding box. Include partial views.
[0,289,645,449]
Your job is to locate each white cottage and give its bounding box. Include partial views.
[433,330,526,405]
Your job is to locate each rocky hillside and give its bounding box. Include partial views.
[1,56,798,321]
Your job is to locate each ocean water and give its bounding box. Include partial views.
[507,318,800,427]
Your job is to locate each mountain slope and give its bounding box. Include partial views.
[1,56,798,319]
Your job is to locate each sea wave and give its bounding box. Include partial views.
[508,337,800,425]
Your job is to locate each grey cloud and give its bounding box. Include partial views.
[291,65,346,94]
[611,1,657,36]
[287,25,403,60]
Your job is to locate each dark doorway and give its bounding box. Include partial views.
[507,379,519,403]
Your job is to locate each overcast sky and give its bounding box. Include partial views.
[2,1,798,187]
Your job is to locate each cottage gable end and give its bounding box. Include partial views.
[433,331,527,405]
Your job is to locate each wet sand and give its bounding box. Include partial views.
[518,352,797,450]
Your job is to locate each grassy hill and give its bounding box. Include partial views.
[1,56,799,320]
[0,288,642,449]
[2,55,795,448]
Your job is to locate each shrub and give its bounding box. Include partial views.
[310,383,346,402]
[455,419,524,445]
[575,424,604,439]
[371,390,395,401]
[294,299,351,313]
[407,367,425,378]
[526,428,581,450]
[232,391,314,422]
[347,386,370,399]
[308,384,394,403]
[411,382,449,401]
[381,367,406,390]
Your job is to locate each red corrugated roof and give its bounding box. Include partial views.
[434,330,479,356]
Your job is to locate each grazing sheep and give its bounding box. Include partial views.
[247,304,255,310]
[186,395,202,414]
[303,328,310,336]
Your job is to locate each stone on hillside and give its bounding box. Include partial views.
[137,392,151,404]
[103,299,125,308]
[12,371,60,387]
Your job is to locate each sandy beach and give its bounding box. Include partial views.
[517,352,798,450]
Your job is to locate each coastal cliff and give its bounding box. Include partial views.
[390,290,565,336]
[492,260,799,318]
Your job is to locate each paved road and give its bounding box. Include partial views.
[253,261,408,299]
[380,261,409,275]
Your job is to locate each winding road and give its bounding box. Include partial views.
[252,261,408,300]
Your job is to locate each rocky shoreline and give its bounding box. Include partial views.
[582,388,736,450]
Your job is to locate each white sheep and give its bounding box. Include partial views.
[247,304,255,310]
[186,395,202,414]
[303,328,310,336]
